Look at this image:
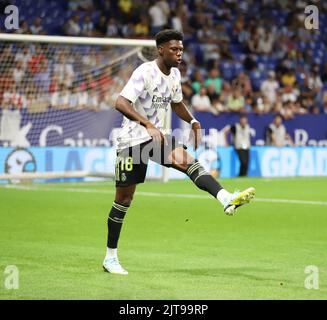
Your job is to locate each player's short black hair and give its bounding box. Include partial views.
[155,29,184,47]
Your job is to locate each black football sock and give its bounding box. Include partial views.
[107,202,129,249]
[186,161,223,198]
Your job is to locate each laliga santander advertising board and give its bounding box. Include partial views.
[0,146,326,180]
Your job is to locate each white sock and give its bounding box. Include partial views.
[106,248,117,259]
[216,189,231,206]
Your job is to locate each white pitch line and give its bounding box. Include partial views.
[254,198,327,206]
[2,184,327,207]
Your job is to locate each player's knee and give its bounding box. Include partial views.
[173,163,189,173]
[115,192,134,207]
[186,161,205,179]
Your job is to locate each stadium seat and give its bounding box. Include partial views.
[220,61,234,81]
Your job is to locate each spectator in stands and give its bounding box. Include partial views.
[34,60,50,93]
[260,71,280,108]
[170,8,183,32]
[244,96,254,112]
[232,13,245,36]
[1,45,14,67]
[214,23,230,45]
[191,69,204,94]
[15,45,31,70]
[219,39,233,61]
[85,74,98,91]
[307,65,323,95]
[118,0,133,22]
[0,68,14,107]
[77,84,89,109]
[81,15,95,37]
[311,106,320,114]
[218,82,232,109]
[243,54,257,72]
[265,114,293,146]
[30,17,46,35]
[121,22,135,38]
[99,94,110,110]
[205,69,222,95]
[197,20,221,63]
[97,66,114,95]
[94,15,107,36]
[63,13,81,36]
[258,29,274,54]
[13,60,25,86]
[206,84,223,114]
[271,94,284,114]
[106,18,119,37]
[247,27,260,54]
[226,87,245,112]
[53,52,74,88]
[2,84,26,110]
[191,86,217,114]
[281,85,299,105]
[281,68,297,88]
[69,86,79,109]
[254,95,272,114]
[232,71,252,97]
[281,100,296,119]
[68,0,95,11]
[148,0,169,35]
[28,45,47,74]
[88,90,99,111]
[206,84,219,105]
[179,61,194,103]
[224,114,251,177]
[188,10,206,37]
[51,84,70,109]
[49,75,59,94]
[134,15,149,38]
[238,23,251,45]
[298,74,315,112]
[14,19,31,34]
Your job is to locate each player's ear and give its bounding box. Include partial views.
[157,45,164,56]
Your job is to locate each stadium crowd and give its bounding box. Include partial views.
[0,0,327,117]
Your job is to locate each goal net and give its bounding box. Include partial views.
[0,34,168,182]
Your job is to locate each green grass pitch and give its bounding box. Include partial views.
[0,177,327,300]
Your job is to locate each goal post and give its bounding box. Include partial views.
[0,33,171,183]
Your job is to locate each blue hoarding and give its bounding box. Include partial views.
[1,146,326,180]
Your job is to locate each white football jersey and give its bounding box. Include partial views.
[116,60,183,150]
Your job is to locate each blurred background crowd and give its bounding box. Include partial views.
[0,0,327,117]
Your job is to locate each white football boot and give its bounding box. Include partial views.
[103,257,128,275]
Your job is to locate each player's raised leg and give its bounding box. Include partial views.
[103,185,136,275]
[168,147,255,215]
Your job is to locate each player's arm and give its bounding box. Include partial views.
[115,95,166,144]
[224,126,231,146]
[171,100,202,150]
[224,125,235,146]
[266,127,274,146]
[286,133,294,146]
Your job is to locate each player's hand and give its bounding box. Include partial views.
[145,122,167,145]
[190,121,202,150]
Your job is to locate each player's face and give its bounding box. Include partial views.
[161,40,184,68]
